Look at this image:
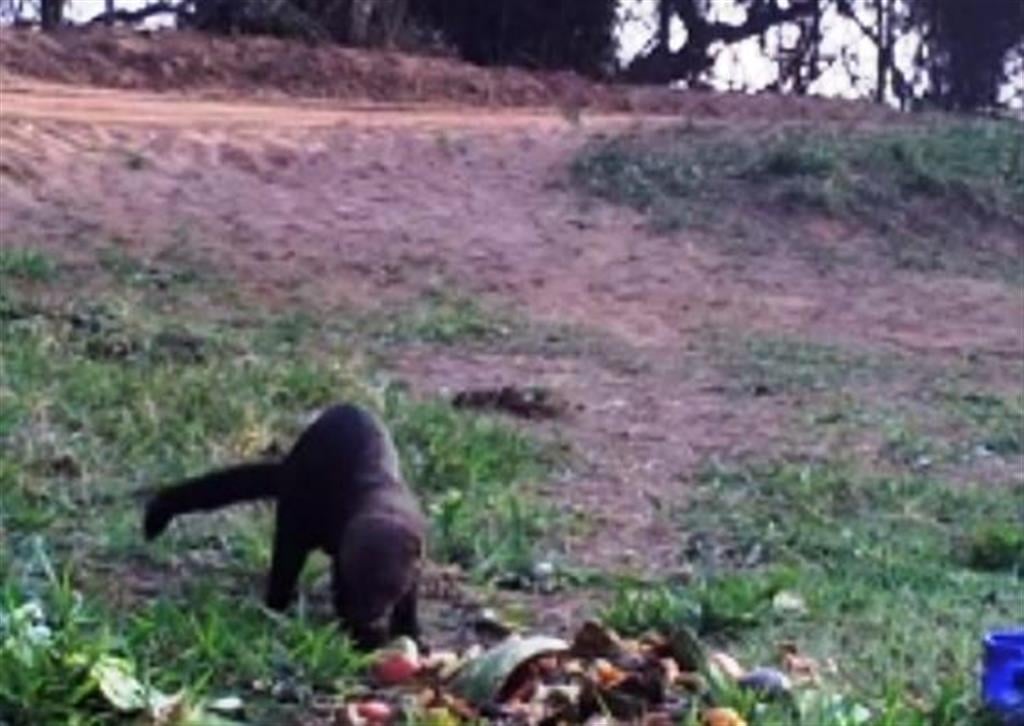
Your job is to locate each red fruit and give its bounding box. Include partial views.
[372,651,421,685]
[356,700,393,723]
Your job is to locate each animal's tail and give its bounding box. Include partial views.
[143,462,282,540]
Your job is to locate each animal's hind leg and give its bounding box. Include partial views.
[265,521,309,611]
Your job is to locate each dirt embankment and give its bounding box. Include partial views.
[0,27,896,123]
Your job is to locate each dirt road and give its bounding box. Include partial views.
[1,75,673,129]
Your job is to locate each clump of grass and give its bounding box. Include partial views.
[97,244,206,291]
[944,389,1024,456]
[967,522,1024,572]
[0,248,57,282]
[387,394,551,577]
[367,290,520,346]
[602,566,799,639]
[755,137,840,179]
[0,538,366,725]
[866,122,1024,210]
[710,332,890,396]
[572,120,1024,280]
[0,568,122,724]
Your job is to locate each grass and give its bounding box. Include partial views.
[0,247,58,282]
[704,330,1023,486]
[1,549,366,724]
[355,288,644,376]
[571,120,1024,281]
[601,459,1022,725]
[96,240,209,292]
[708,332,895,397]
[943,389,1024,456]
[0,249,554,722]
[364,289,521,346]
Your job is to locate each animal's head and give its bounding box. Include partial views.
[333,513,423,649]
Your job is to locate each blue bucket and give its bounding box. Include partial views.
[983,629,1024,725]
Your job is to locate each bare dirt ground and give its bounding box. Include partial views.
[2,31,1021,588]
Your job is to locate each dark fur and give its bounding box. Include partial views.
[143,403,425,649]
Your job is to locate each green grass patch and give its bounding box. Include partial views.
[604,459,1021,724]
[967,522,1024,572]
[0,247,57,282]
[709,332,894,397]
[943,389,1024,456]
[0,273,553,720]
[96,242,208,292]
[388,395,550,576]
[867,387,1023,475]
[1,543,366,725]
[364,289,522,346]
[572,120,1024,280]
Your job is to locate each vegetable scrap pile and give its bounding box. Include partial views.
[342,621,869,725]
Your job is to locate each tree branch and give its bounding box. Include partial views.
[704,0,820,45]
[834,0,879,44]
[625,0,821,84]
[87,1,186,25]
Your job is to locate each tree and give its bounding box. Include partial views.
[40,0,62,28]
[910,0,1024,110]
[623,0,1022,111]
[411,0,619,77]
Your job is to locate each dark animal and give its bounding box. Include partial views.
[143,403,425,649]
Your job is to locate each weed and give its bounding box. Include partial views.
[879,417,941,470]
[967,522,1024,572]
[753,137,840,179]
[602,567,799,639]
[97,246,204,291]
[386,392,552,577]
[710,332,890,396]
[367,290,519,346]
[0,538,365,725]
[944,389,1024,456]
[0,248,57,282]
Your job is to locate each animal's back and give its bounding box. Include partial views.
[278,404,408,542]
[288,404,399,479]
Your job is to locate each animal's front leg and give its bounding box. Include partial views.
[389,586,420,643]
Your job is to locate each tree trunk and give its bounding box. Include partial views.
[40,0,63,29]
[874,0,886,103]
[656,0,672,52]
[349,0,371,44]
